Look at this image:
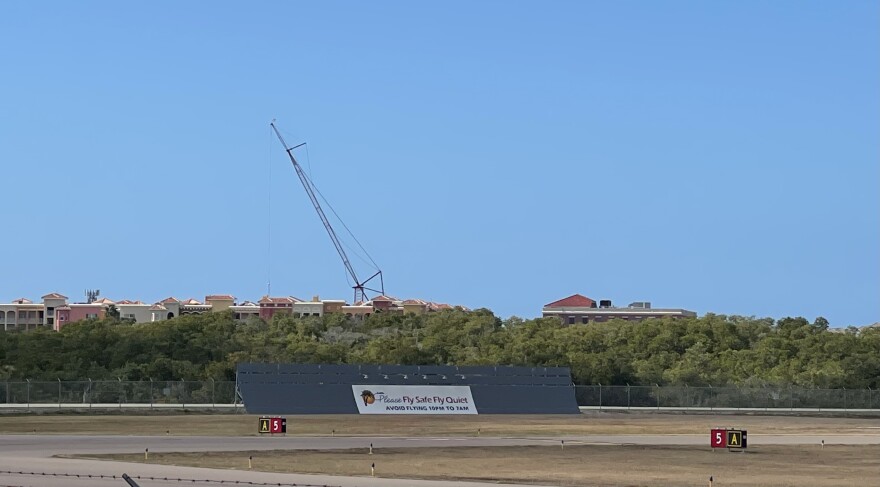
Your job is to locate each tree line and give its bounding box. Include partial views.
[0,309,877,389]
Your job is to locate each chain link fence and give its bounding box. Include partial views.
[2,381,877,410]
[575,385,879,409]
[0,380,238,406]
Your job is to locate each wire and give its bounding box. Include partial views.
[303,142,379,272]
[301,169,380,271]
[267,124,273,296]
[304,140,313,180]
[0,470,340,487]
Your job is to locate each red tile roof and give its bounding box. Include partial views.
[11,298,32,304]
[205,295,235,301]
[544,294,596,308]
[181,298,204,306]
[149,304,167,311]
[160,297,180,304]
[41,293,68,300]
[258,296,296,304]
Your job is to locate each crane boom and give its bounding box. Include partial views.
[270,122,384,303]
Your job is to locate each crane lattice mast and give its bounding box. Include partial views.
[270,122,384,303]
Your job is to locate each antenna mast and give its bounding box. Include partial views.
[270,122,384,303]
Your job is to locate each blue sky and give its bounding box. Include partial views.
[1,1,877,326]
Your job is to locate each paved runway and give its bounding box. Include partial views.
[2,433,879,487]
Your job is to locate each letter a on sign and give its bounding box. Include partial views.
[259,418,270,433]
[727,430,742,448]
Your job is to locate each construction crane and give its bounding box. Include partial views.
[270,122,384,303]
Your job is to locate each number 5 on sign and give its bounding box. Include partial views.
[710,429,727,448]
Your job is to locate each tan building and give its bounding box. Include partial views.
[322,299,346,314]
[116,300,152,323]
[205,295,235,312]
[403,299,429,315]
[42,293,68,328]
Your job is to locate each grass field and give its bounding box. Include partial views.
[3,412,880,436]
[73,444,880,487]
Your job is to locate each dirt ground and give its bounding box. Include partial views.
[75,444,880,486]
[3,412,880,436]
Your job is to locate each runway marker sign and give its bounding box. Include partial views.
[710,428,747,449]
[258,416,287,434]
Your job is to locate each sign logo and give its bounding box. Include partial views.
[360,390,376,406]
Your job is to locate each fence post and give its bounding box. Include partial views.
[685,384,689,408]
[626,384,630,409]
[655,384,660,409]
[57,378,61,408]
[843,387,847,411]
[211,378,216,408]
[598,383,602,409]
[869,387,873,410]
[26,379,30,410]
[88,378,92,409]
[149,379,153,409]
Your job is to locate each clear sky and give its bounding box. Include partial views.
[1,1,877,326]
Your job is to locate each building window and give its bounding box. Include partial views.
[86,313,98,319]
[581,317,589,324]
[567,316,575,325]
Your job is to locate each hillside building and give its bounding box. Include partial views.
[543,293,696,324]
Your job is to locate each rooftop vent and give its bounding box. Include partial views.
[599,299,613,308]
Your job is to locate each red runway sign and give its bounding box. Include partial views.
[710,428,727,448]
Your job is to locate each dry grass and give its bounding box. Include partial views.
[2,412,879,436]
[74,444,880,486]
